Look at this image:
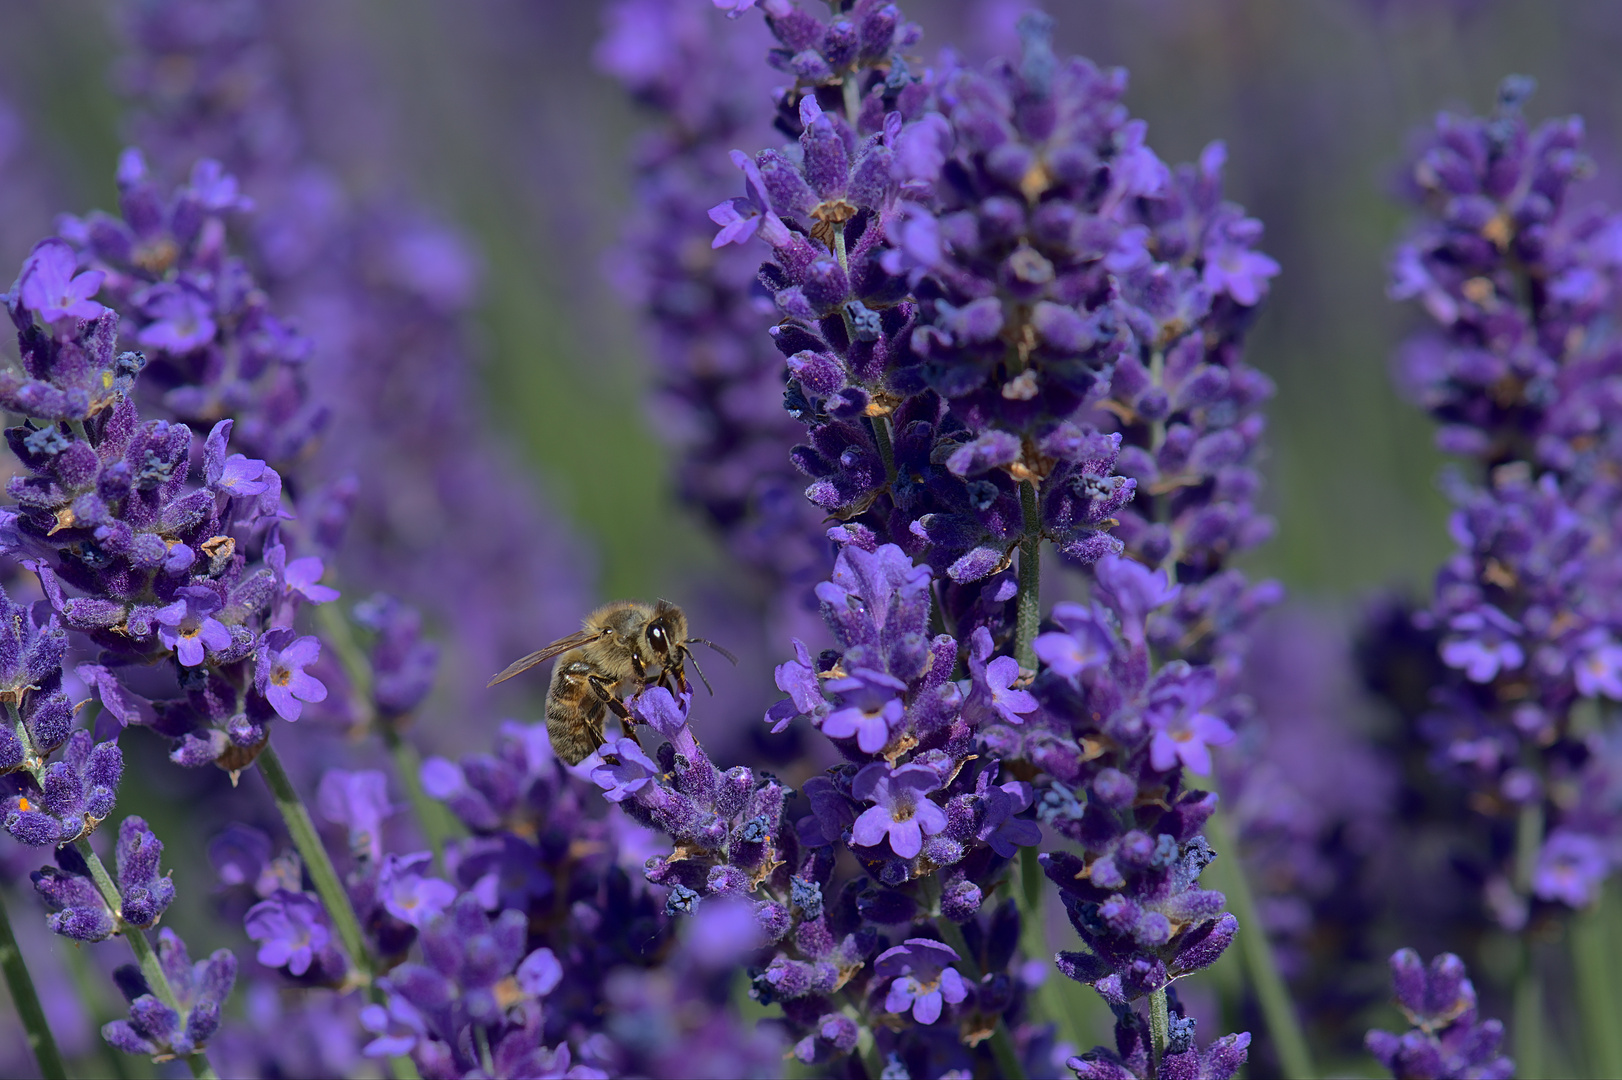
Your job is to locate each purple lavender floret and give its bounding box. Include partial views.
[1384,76,1622,926]
[31,842,116,942]
[5,729,123,847]
[155,585,232,666]
[244,889,347,984]
[874,937,967,1024]
[851,762,947,858]
[253,628,327,722]
[102,929,236,1059]
[1365,949,1513,1080]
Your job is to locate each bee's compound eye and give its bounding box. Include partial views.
[650,626,666,646]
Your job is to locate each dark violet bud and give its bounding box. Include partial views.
[940,879,983,922]
[353,595,438,716]
[857,887,918,925]
[32,846,115,941]
[116,815,175,927]
[1017,11,1058,97]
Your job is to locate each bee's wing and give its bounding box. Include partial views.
[487,629,602,687]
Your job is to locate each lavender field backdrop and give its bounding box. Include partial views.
[0,1,1619,1077]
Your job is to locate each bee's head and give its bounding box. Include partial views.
[643,600,688,667]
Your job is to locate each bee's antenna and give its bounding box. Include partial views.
[681,645,715,696]
[685,638,738,665]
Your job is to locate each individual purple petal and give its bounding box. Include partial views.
[18,238,107,322]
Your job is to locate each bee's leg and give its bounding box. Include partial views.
[585,674,632,718]
[586,673,647,756]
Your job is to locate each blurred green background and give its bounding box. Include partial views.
[4,0,1622,610]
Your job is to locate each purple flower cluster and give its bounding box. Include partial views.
[1,228,337,773]
[599,2,830,630]
[119,0,592,724]
[1015,557,1237,1004]
[1365,949,1513,1080]
[413,718,784,1076]
[713,8,1137,617]
[59,149,321,467]
[1386,77,1622,926]
[0,255,238,1064]
[542,535,1044,1072]
[693,1,1262,1070]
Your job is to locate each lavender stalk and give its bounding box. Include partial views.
[0,885,66,1080]
[1572,889,1622,1076]
[255,744,374,988]
[1205,809,1313,1077]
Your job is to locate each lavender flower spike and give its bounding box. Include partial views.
[102,929,236,1060]
[1365,949,1513,1080]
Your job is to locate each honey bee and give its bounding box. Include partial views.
[487,600,735,765]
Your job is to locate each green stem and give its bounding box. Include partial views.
[933,916,1027,1080]
[380,727,455,876]
[1015,480,1041,671]
[1019,842,1042,917]
[1514,940,1543,1078]
[0,886,68,1080]
[74,841,172,1001]
[256,743,373,984]
[73,842,219,1079]
[389,1053,423,1080]
[1203,811,1314,1078]
[845,1003,886,1079]
[1573,885,1622,1078]
[316,602,374,707]
[1513,796,1544,895]
[1016,846,1109,1050]
[1149,987,1169,1075]
[59,935,138,1080]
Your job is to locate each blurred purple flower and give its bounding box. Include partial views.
[245,890,331,977]
[16,238,105,323]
